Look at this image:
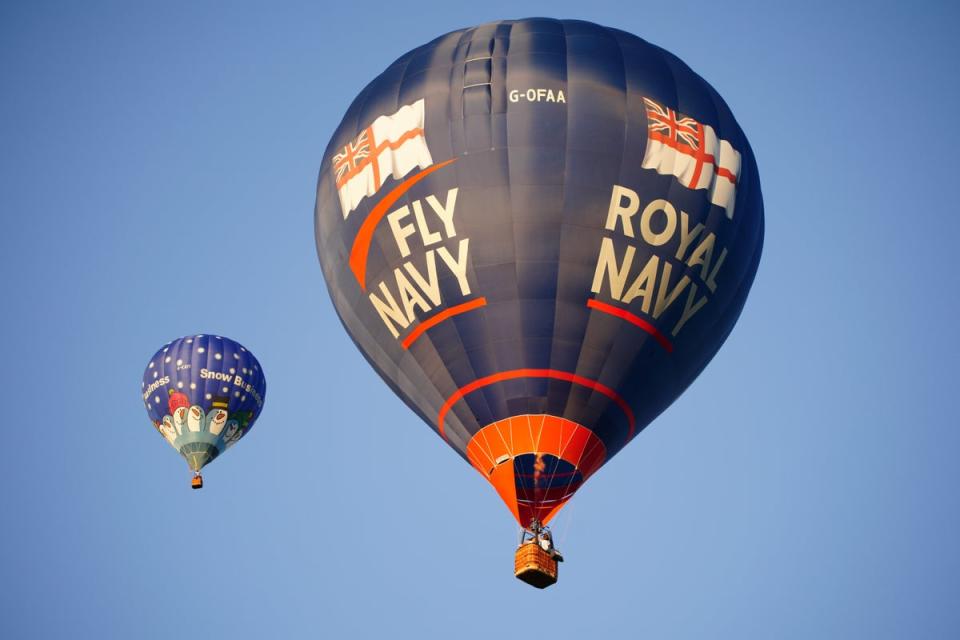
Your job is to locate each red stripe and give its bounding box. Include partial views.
[438,369,635,442]
[687,123,708,189]
[715,165,737,183]
[348,158,457,290]
[586,298,674,353]
[649,131,716,165]
[648,131,737,185]
[401,297,487,349]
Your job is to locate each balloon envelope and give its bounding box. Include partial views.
[315,18,763,526]
[141,335,266,472]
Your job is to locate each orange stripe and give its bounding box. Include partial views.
[401,297,487,349]
[334,127,427,188]
[586,298,674,353]
[438,369,635,442]
[348,158,457,290]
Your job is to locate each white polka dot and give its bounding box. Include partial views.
[177,381,184,389]
[148,362,154,368]
[229,368,235,374]
[241,395,246,401]
[154,396,160,403]
[240,347,246,352]
[186,338,193,344]
[165,356,171,363]
[163,347,169,353]
[196,334,203,338]
[152,371,158,378]
[176,359,183,366]
[189,382,196,390]
[197,347,205,354]
[222,387,229,393]
[242,368,248,375]
[214,353,222,360]
[205,393,212,400]
[234,391,241,397]
[233,353,239,359]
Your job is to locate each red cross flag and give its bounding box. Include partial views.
[333,99,433,219]
[641,97,741,218]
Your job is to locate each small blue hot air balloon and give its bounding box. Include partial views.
[141,335,266,488]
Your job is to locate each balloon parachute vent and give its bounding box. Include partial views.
[191,475,203,490]
[514,543,558,589]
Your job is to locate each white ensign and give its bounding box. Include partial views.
[332,99,434,219]
[641,97,741,218]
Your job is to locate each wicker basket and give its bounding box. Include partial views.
[514,543,558,588]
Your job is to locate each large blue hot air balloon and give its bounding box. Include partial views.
[314,18,763,585]
[141,335,266,488]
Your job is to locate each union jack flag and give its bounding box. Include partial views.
[641,96,741,217]
[333,128,373,187]
[331,99,433,220]
[643,97,701,152]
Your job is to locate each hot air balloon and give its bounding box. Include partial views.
[141,335,266,488]
[314,18,763,587]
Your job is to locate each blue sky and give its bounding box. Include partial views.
[2,1,958,638]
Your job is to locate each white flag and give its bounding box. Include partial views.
[332,99,433,219]
[641,97,741,218]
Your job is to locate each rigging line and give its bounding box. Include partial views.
[550,418,581,499]
[516,419,541,528]
[493,420,511,458]
[480,419,521,514]
[556,424,599,517]
[531,415,548,523]
[471,427,496,472]
[515,416,535,527]
[540,418,568,524]
[516,452,535,528]
[552,422,584,512]
[479,427,497,468]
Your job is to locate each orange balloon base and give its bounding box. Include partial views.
[465,415,606,527]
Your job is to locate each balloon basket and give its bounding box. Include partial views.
[191,475,203,490]
[514,543,558,589]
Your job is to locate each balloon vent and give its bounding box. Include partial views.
[514,543,558,589]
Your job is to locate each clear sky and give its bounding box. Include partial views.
[2,1,958,638]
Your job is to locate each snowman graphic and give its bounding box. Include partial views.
[168,388,190,415]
